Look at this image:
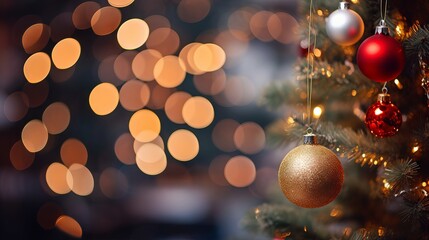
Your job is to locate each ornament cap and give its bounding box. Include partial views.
[339,1,350,10]
[303,133,317,145]
[377,93,391,103]
[375,20,389,35]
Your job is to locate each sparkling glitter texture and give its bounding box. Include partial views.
[278,136,344,208]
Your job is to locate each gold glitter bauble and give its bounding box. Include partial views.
[278,136,344,208]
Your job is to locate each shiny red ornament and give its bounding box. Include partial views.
[357,29,405,82]
[365,93,402,138]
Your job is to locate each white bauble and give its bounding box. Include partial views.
[326,1,364,46]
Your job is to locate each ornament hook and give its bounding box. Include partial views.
[381,82,388,94]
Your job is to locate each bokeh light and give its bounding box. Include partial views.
[50,13,75,42]
[146,83,175,109]
[193,43,226,72]
[179,42,205,75]
[136,143,167,175]
[133,135,165,153]
[23,81,49,107]
[108,0,134,8]
[91,6,122,36]
[119,79,150,111]
[23,52,51,84]
[267,12,299,44]
[145,15,170,30]
[224,156,256,187]
[228,8,255,41]
[72,1,101,30]
[164,91,191,124]
[99,167,128,198]
[98,56,122,86]
[167,129,199,161]
[22,23,50,54]
[4,92,29,122]
[132,49,162,81]
[146,28,180,55]
[208,155,229,186]
[89,82,119,115]
[250,11,274,42]
[114,133,136,165]
[214,30,249,60]
[129,109,161,142]
[212,119,239,152]
[37,202,62,230]
[50,65,75,83]
[182,96,214,129]
[51,38,81,69]
[193,69,226,95]
[21,120,48,153]
[153,55,186,88]
[177,0,211,23]
[117,18,150,50]
[55,215,83,238]
[114,51,137,81]
[42,102,70,134]
[66,163,94,196]
[60,138,88,167]
[219,76,255,106]
[233,122,265,154]
[10,140,35,171]
[45,162,71,194]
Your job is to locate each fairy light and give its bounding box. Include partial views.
[317,10,323,16]
[287,117,295,124]
[422,182,427,187]
[313,106,323,118]
[351,89,357,96]
[412,146,419,153]
[303,226,307,232]
[394,79,403,89]
[313,48,321,58]
[378,227,385,237]
[343,227,352,237]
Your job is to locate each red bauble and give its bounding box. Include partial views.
[365,93,402,138]
[357,33,405,82]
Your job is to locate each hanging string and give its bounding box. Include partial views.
[380,0,388,21]
[306,0,315,133]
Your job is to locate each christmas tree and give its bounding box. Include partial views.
[242,0,429,239]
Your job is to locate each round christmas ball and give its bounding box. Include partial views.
[365,93,402,138]
[326,2,364,46]
[278,135,344,208]
[357,25,405,82]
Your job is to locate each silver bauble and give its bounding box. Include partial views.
[326,1,364,46]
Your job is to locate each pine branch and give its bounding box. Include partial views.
[267,119,401,166]
[401,196,429,228]
[383,159,420,193]
[261,59,379,110]
[241,204,330,240]
[404,25,429,70]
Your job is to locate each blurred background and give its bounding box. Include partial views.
[0,0,300,239]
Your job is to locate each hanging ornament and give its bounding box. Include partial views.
[325,1,364,46]
[278,134,344,208]
[418,53,429,107]
[357,20,405,82]
[298,39,312,58]
[365,92,402,138]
